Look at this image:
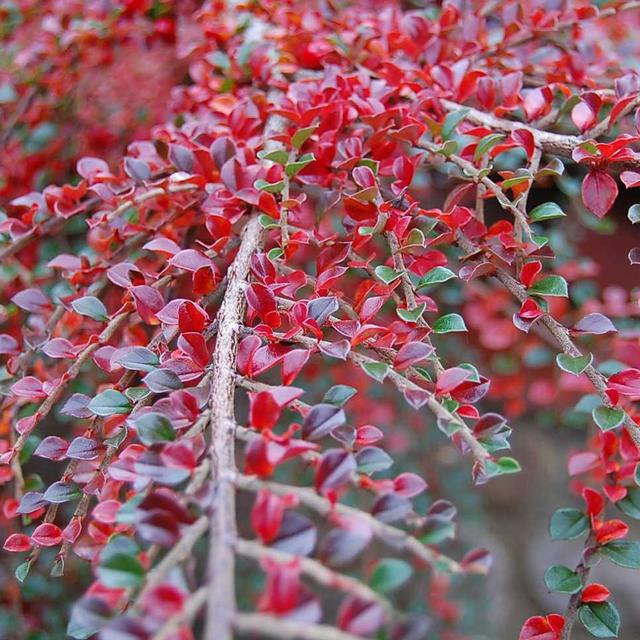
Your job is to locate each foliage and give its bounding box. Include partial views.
[2,1,640,639]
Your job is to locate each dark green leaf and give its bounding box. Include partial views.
[71,296,108,322]
[442,109,469,140]
[417,267,456,288]
[592,406,625,431]
[578,602,620,638]
[396,303,426,323]
[291,125,318,149]
[549,508,589,540]
[285,153,315,177]
[374,265,402,284]
[556,353,593,376]
[601,540,640,569]
[369,558,413,593]
[323,385,357,406]
[528,275,568,297]
[360,361,389,382]
[544,564,582,594]
[133,412,176,445]
[530,202,566,222]
[617,487,640,519]
[88,390,131,417]
[432,313,467,334]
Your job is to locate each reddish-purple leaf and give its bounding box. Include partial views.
[581,170,618,218]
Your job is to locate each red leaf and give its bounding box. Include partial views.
[3,533,33,552]
[594,518,628,545]
[393,472,427,497]
[435,367,472,396]
[11,376,47,400]
[315,449,356,495]
[34,436,69,461]
[249,391,283,431]
[11,288,51,313]
[338,597,385,635]
[581,583,610,603]
[31,523,63,547]
[251,489,285,544]
[608,368,640,396]
[519,615,565,640]
[581,170,618,218]
[572,313,617,335]
[394,341,434,371]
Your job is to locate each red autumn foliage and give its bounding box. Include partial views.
[2,1,640,639]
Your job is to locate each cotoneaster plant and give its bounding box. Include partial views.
[2,1,640,639]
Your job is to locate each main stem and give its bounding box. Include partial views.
[204,214,262,640]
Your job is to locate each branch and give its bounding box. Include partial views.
[474,1,640,60]
[204,214,263,640]
[257,325,491,468]
[236,475,462,574]
[439,96,640,168]
[235,538,391,614]
[233,613,365,640]
[560,534,596,640]
[454,232,640,450]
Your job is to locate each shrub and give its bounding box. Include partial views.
[2,2,640,639]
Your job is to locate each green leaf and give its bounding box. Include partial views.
[528,275,568,297]
[143,368,183,393]
[438,139,458,157]
[267,248,284,261]
[433,313,467,334]
[124,386,150,403]
[71,296,108,321]
[592,405,625,431]
[88,390,131,417]
[473,133,505,161]
[357,157,379,173]
[556,353,593,376]
[44,481,82,504]
[495,457,521,474]
[258,214,280,229]
[578,602,620,638]
[113,347,159,373]
[549,508,589,540]
[403,228,425,249]
[97,553,144,589]
[356,447,393,474]
[323,385,357,406]
[15,561,30,583]
[285,153,315,177]
[254,179,285,194]
[360,361,389,383]
[442,109,469,140]
[369,558,413,594]
[530,202,566,222]
[374,265,402,284]
[133,412,176,446]
[617,487,640,520]
[484,456,521,478]
[291,124,318,149]
[258,149,288,164]
[543,565,582,594]
[628,204,640,224]
[417,267,456,288]
[601,540,640,569]
[501,173,532,189]
[535,158,565,178]
[208,50,230,70]
[396,303,426,323]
